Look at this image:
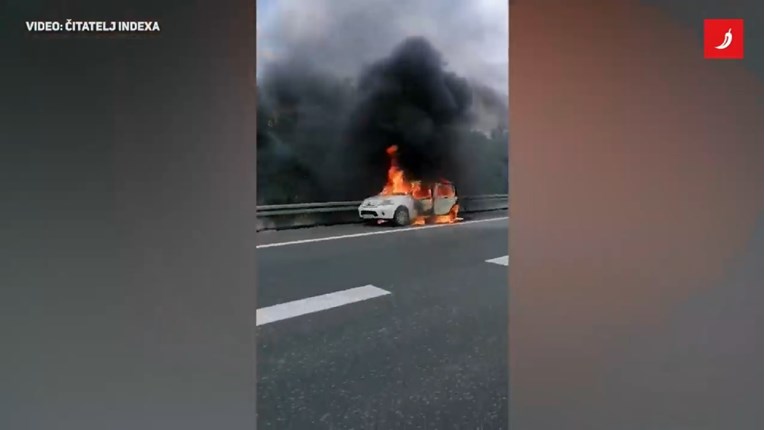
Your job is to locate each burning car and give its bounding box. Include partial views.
[358,146,460,226]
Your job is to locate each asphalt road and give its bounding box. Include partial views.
[256,211,509,429]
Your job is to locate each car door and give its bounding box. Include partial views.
[411,182,433,215]
[433,183,458,215]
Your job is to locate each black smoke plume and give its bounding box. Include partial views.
[340,37,474,198]
[257,37,508,204]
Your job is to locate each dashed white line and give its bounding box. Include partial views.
[256,285,391,326]
[486,255,508,266]
[257,216,508,249]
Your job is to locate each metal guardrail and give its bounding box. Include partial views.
[257,194,508,216]
[256,194,508,231]
[257,202,361,216]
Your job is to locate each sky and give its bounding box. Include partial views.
[256,0,509,96]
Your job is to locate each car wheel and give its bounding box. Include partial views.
[393,206,410,226]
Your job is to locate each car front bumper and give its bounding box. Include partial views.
[358,205,396,220]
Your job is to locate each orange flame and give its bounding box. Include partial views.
[380,146,430,199]
[433,203,460,224]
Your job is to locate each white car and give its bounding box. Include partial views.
[358,181,459,226]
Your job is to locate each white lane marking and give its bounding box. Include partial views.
[256,285,391,326]
[257,216,508,249]
[486,255,508,266]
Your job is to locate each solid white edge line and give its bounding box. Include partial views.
[485,255,509,266]
[256,285,391,326]
[257,216,509,249]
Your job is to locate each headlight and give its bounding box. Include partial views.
[380,199,393,205]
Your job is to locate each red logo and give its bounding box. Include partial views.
[704,19,744,59]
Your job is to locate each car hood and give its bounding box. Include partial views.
[361,195,408,206]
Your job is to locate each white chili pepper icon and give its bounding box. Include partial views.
[715,28,733,50]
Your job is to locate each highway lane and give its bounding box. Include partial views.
[256,211,509,429]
